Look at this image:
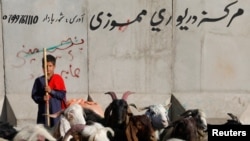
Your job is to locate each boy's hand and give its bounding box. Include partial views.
[44,95,50,101]
[45,86,52,93]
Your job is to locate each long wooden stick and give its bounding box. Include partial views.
[43,48,50,127]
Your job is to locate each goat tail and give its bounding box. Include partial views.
[105,91,117,100]
[122,91,134,101]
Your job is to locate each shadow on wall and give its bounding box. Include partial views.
[0,97,16,126]
[0,96,7,121]
[0,94,185,127]
[169,94,186,121]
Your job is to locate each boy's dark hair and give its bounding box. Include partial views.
[42,54,56,68]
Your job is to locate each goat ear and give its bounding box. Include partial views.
[126,120,139,141]
[104,104,113,124]
[66,110,74,121]
[137,106,150,112]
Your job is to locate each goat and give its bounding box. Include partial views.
[48,103,87,140]
[61,121,114,141]
[160,109,207,141]
[125,114,157,141]
[66,95,104,118]
[201,113,242,141]
[13,124,56,141]
[104,91,157,141]
[104,91,134,141]
[208,113,242,126]
[142,103,172,130]
[0,121,17,140]
[61,103,87,126]
[136,103,172,140]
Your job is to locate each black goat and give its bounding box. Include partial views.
[160,109,207,141]
[216,113,241,125]
[104,91,157,141]
[0,121,17,140]
[104,91,134,141]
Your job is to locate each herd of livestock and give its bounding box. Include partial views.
[0,91,242,141]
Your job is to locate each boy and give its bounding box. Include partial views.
[31,54,67,127]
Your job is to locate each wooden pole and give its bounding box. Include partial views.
[43,48,50,127]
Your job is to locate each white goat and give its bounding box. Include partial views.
[63,103,86,126]
[143,103,171,129]
[137,103,171,140]
[62,121,114,141]
[13,124,56,141]
[50,103,86,140]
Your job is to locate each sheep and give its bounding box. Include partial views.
[61,121,114,141]
[13,124,56,141]
[160,109,207,141]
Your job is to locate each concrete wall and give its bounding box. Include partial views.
[0,0,249,127]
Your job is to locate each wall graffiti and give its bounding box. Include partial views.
[12,37,85,80]
[2,0,244,31]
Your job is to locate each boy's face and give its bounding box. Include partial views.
[43,62,55,78]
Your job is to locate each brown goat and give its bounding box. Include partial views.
[126,114,157,141]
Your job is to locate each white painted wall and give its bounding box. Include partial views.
[0,0,249,126]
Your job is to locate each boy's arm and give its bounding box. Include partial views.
[48,74,66,100]
[31,79,45,104]
[50,90,66,100]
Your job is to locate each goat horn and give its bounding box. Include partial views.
[105,91,117,100]
[227,113,239,121]
[122,91,134,100]
[129,103,138,109]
